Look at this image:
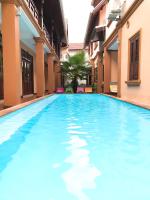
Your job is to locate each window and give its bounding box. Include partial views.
[129,32,140,81]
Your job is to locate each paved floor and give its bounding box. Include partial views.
[0,95,37,111]
[0,94,52,117]
[0,101,4,111]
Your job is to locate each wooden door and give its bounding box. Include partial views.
[22,50,34,96]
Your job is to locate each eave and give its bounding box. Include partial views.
[34,0,68,46]
[84,0,107,47]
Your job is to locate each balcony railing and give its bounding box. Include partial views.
[24,0,59,56]
[25,0,39,23]
[43,23,50,42]
[24,0,51,43]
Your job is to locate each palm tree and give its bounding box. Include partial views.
[61,51,91,93]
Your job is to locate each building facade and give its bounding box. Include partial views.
[0,0,67,107]
[61,43,88,61]
[85,0,150,106]
[60,43,91,86]
[84,0,107,93]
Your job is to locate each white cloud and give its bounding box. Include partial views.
[62,0,92,43]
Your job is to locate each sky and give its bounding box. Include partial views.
[62,0,92,43]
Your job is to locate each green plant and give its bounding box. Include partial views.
[65,87,74,93]
[61,51,91,93]
[92,83,97,92]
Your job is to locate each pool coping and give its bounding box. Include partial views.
[102,94,150,110]
[0,94,53,117]
[0,93,150,118]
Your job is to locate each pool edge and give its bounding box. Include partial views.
[0,94,54,117]
[102,94,150,110]
[1,93,150,118]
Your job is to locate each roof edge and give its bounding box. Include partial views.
[58,0,68,46]
[84,0,107,47]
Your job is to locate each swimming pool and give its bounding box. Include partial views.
[0,94,150,200]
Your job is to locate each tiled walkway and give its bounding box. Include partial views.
[0,95,37,111]
[0,94,52,117]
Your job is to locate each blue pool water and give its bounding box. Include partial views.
[0,94,150,200]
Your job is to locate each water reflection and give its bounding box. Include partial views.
[0,108,44,173]
[62,135,101,200]
[0,95,58,145]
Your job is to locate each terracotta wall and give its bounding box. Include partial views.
[106,0,136,40]
[106,21,118,40]
[44,55,48,92]
[121,0,150,104]
[94,57,98,70]
[92,56,98,83]
[121,0,135,15]
[98,4,106,25]
[110,51,118,82]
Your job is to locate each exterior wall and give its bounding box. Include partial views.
[98,4,106,25]
[0,0,66,106]
[1,29,38,97]
[89,42,99,86]
[107,0,135,17]
[90,43,100,59]
[105,0,118,39]
[45,63,48,91]
[121,0,135,15]
[69,49,89,59]
[94,56,98,83]
[0,19,37,98]
[61,48,88,61]
[69,49,82,56]
[106,21,118,40]
[88,4,107,88]
[90,3,107,60]
[60,47,68,62]
[94,57,98,70]
[110,51,118,82]
[106,0,136,40]
[121,0,150,104]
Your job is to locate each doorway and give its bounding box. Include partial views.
[21,49,34,96]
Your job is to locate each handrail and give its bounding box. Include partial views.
[24,0,39,23]
[24,0,57,56]
[43,23,50,42]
